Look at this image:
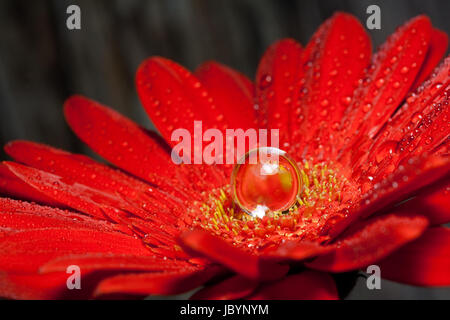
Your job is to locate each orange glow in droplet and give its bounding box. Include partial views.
[231,148,302,218]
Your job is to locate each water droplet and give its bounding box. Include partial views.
[341,96,352,106]
[259,74,273,89]
[375,79,385,88]
[411,112,423,124]
[332,122,340,130]
[231,148,302,218]
[433,82,443,91]
[329,69,338,76]
[363,103,372,113]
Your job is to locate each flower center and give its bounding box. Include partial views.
[183,157,358,250]
[230,148,302,218]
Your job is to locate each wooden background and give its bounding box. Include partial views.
[0,0,449,299]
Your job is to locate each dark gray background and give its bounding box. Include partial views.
[0,0,449,299]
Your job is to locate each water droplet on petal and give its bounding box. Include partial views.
[321,99,329,107]
[400,66,409,74]
[259,74,273,89]
[411,112,423,124]
[329,69,338,76]
[341,96,352,106]
[231,148,302,218]
[375,79,385,88]
[363,103,372,113]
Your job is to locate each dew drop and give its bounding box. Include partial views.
[321,99,329,107]
[411,112,423,124]
[375,79,385,88]
[362,103,372,113]
[284,97,292,105]
[260,74,273,89]
[231,148,302,218]
[341,96,352,106]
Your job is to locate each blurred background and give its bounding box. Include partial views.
[0,0,449,299]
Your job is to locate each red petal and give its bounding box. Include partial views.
[262,240,332,262]
[400,180,450,225]
[291,12,371,158]
[4,161,122,219]
[379,227,450,286]
[94,266,223,297]
[195,61,256,130]
[412,28,449,90]
[248,271,338,300]
[307,213,429,273]
[5,141,186,215]
[340,15,432,150]
[0,198,116,232]
[0,271,132,300]
[358,155,449,220]
[390,82,449,165]
[0,228,151,273]
[331,155,449,239]
[256,39,303,147]
[64,95,176,183]
[136,57,229,146]
[41,254,193,274]
[0,272,77,300]
[180,229,289,281]
[360,57,450,179]
[4,161,178,231]
[136,57,253,175]
[191,275,257,300]
[0,164,59,206]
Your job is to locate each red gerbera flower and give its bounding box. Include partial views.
[0,12,449,300]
